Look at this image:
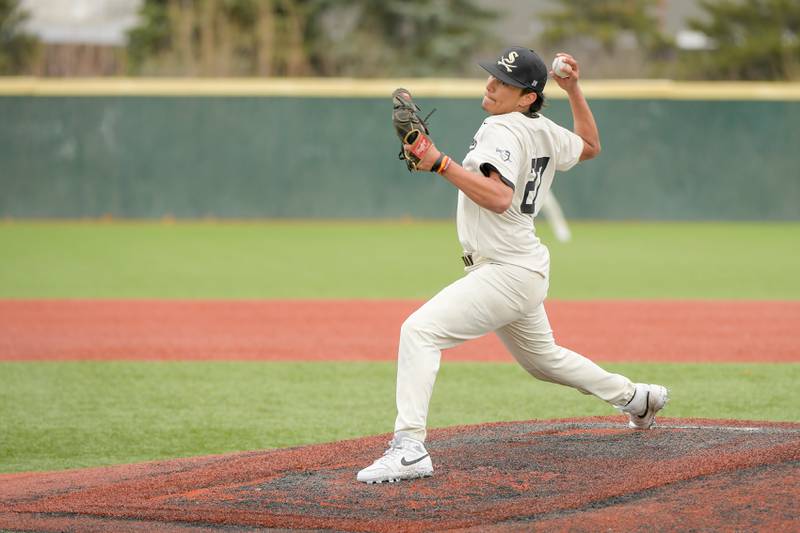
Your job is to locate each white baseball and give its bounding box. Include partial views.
[551,56,572,78]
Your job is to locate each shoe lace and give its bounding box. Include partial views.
[376,437,407,464]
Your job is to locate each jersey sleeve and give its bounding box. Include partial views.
[553,124,584,172]
[463,123,524,190]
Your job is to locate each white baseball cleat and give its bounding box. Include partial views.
[621,383,669,430]
[356,432,433,484]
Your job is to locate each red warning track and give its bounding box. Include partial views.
[1,299,798,362]
[0,417,798,532]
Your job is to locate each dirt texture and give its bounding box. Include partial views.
[1,299,798,362]
[0,417,798,532]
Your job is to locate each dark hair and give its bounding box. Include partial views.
[521,88,545,116]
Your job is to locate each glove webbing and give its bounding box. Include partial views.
[397,108,437,167]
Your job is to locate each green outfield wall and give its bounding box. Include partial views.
[1,79,799,219]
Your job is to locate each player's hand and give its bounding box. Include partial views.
[550,53,580,91]
[403,142,441,172]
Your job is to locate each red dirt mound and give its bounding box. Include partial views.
[1,299,798,362]
[1,417,798,532]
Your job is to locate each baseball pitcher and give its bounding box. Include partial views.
[358,47,668,484]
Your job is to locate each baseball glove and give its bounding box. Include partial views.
[392,88,435,171]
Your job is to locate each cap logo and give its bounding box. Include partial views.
[497,51,519,73]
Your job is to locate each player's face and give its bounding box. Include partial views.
[482,76,534,115]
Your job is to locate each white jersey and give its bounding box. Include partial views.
[457,111,583,276]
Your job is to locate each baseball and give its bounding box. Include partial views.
[552,56,572,78]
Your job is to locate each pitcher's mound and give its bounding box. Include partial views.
[1,417,798,532]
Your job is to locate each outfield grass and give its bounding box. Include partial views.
[1,360,798,473]
[1,221,798,474]
[1,221,799,299]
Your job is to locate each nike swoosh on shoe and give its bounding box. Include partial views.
[636,391,651,418]
[400,454,429,466]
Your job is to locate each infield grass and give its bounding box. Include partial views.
[1,221,799,299]
[1,220,798,474]
[1,360,798,473]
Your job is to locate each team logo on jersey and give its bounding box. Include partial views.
[495,148,511,162]
[497,51,519,72]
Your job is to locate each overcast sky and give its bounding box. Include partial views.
[21,0,141,45]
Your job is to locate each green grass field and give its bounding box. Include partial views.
[1,221,798,299]
[1,221,798,473]
[1,361,798,473]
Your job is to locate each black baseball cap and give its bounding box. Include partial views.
[479,46,548,93]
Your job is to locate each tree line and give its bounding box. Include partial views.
[126,0,495,77]
[2,0,799,80]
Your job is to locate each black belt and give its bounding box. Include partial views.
[462,253,474,267]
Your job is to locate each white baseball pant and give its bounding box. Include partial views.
[395,260,636,442]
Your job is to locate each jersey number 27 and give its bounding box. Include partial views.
[520,157,550,214]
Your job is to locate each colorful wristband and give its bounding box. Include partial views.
[432,154,451,174]
[438,155,452,174]
[431,154,445,173]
